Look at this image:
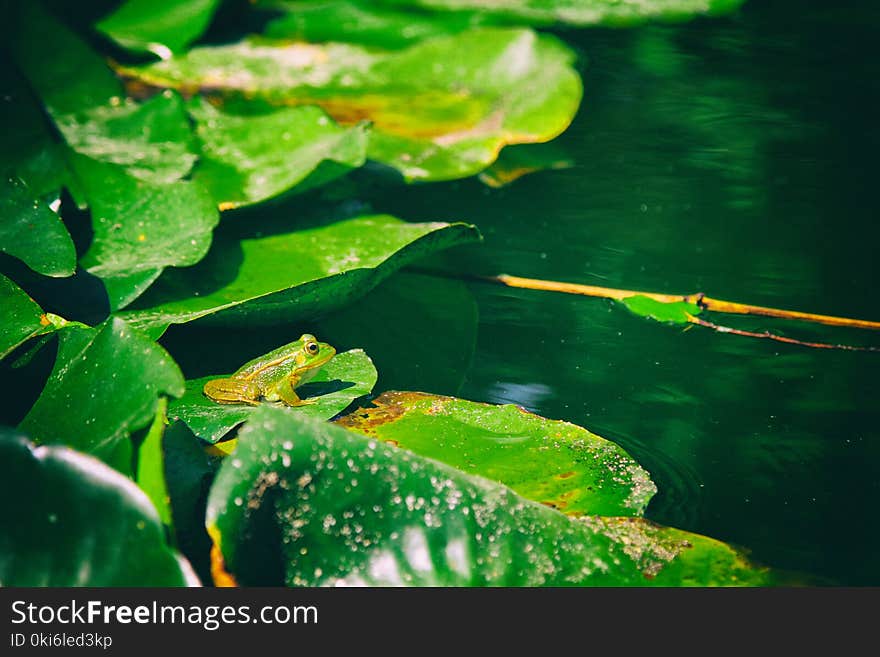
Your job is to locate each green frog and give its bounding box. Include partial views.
[203,334,336,407]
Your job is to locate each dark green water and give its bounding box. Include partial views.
[159,1,880,585]
[356,1,880,585]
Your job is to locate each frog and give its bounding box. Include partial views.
[203,334,336,407]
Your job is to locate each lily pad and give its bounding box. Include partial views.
[0,176,75,278]
[336,391,656,516]
[262,0,492,48]
[70,154,219,310]
[207,406,776,586]
[19,318,185,474]
[478,142,574,187]
[0,429,197,586]
[0,274,53,361]
[621,294,701,324]
[135,398,173,526]
[97,0,221,57]
[121,27,582,181]
[119,214,480,336]
[171,348,378,443]
[375,0,747,27]
[188,98,369,209]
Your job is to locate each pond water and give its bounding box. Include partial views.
[354,1,880,585]
[155,0,880,585]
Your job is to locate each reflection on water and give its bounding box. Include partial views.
[362,1,880,584]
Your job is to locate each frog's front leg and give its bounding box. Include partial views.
[203,378,262,405]
[277,374,317,407]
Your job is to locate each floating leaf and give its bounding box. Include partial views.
[97,0,221,57]
[336,391,656,516]
[120,215,480,335]
[58,92,198,185]
[621,294,701,324]
[0,274,53,361]
[135,398,173,526]
[262,0,491,48]
[122,28,582,181]
[0,176,75,277]
[171,349,378,443]
[375,0,747,27]
[19,318,185,474]
[188,99,369,209]
[207,406,776,586]
[69,154,219,309]
[0,429,197,586]
[478,142,574,188]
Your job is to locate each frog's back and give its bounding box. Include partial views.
[234,340,302,382]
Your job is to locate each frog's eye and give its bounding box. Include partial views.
[306,342,319,355]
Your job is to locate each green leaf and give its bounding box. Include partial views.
[69,154,219,310]
[11,3,123,118]
[262,0,491,48]
[0,274,53,361]
[122,28,582,181]
[478,142,574,188]
[0,175,75,277]
[97,0,221,57]
[58,92,199,185]
[19,318,185,474]
[336,391,656,516]
[188,99,369,209]
[621,294,701,324]
[171,349,378,443]
[135,397,173,526]
[0,61,70,197]
[0,429,197,586]
[207,406,776,586]
[375,0,747,27]
[119,214,481,335]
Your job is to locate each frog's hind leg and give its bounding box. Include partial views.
[203,378,261,405]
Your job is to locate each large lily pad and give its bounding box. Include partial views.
[188,99,369,209]
[375,0,747,27]
[0,274,53,361]
[0,176,75,278]
[120,214,480,336]
[207,406,776,586]
[121,27,582,181]
[97,0,221,57]
[0,429,197,586]
[171,348,378,443]
[336,391,656,516]
[19,318,185,474]
[70,154,219,309]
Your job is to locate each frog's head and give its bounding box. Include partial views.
[295,333,336,371]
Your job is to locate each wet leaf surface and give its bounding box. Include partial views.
[20,318,185,475]
[189,98,368,208]
[0,176,75,278]
[121,28,582,181]
[135,398,173,526]
[0,274,53,361]
[171,349,377,443]
[621,294,702,324]
[119,214,480,335]
[97,0,221,57]
[336,391,656,516]
[375,0,746,27]
[0,429,196,586]
[207,406,776,585]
